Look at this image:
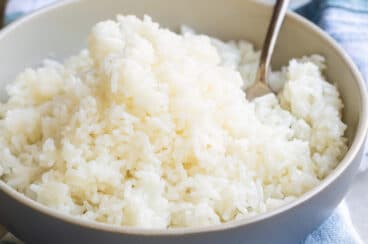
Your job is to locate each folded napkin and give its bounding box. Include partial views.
[1,0,367,243]
[298,0,368,83]
[303,202,363,244]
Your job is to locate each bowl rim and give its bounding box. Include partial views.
[0,0,367,236]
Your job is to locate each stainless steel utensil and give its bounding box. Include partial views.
[246,0,290,100]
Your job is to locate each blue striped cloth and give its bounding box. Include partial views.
[298,0,368,87]
[2,1,367,243]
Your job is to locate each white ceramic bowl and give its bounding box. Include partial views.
[0,0,367,243]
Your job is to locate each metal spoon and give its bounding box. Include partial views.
[245,0,290,100]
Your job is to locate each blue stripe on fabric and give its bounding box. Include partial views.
[4,12,25,25]
[327,0,368,12]
[298,0,368,82]
[303,212,358,244]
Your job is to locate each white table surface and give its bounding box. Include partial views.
[346,171,368,241]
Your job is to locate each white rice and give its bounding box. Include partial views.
[0,15,347,228]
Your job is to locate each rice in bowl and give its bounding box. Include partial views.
[0,15,347,228]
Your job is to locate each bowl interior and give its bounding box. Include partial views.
[0,0,365,232]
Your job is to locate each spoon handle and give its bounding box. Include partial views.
[256,0,290,84]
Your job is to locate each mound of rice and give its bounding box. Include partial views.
[0,16,347,228]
